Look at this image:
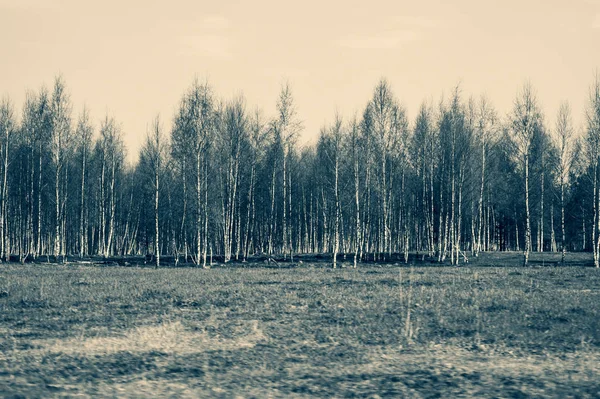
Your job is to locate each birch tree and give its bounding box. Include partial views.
[368,79,401,258]
[75,107,93,257]
[275,82,302,260]
[35,88,51,257]
[49,77,72,258]
[188,80,215,268]
[99,115,124,257]
[510,82,542,266]
[474,97,497,256]
[171,97,193,263]
[320,113,344,268]
[140,115,167,268]
[349,116,362,267]
[412,102,433,257]
[0,97,15,261]
[20,92,41,258]
[553,101,574,264]
[360,105,375,256]
[586,74,600,267]
[218,97,247,262]
[243,109,267,260]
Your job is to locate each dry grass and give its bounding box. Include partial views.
[35,319,266,357]
[1,252,599,397]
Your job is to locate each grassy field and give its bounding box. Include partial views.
[1,252,599,398]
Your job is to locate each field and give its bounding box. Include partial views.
[1,252,599,398]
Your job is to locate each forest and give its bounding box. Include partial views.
[0,75,600,268]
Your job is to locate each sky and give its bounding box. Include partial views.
[1,0,599,163]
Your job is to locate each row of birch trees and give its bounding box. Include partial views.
[1,74,600,266]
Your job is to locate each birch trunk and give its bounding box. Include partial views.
[333,148,339,268]
[196,150,202,266]
[180,156,188,262]
[243,163,255,260]
[154,156,159,268]
[36,141,42,257]
[593,166,598,267]
[0,119,9,260]
[539,164,544,252]
[268,166,276,256]
[354,135,361,268]
[79,141,86,257]
[550,201,556,253]
[524,153,531,266]
[105,156,116,257]
[282,151,287,258]
[561,174,566,264]
[476,133,485,255]
[203,154,209,268]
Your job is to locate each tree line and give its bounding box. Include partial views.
[1,75,600,267]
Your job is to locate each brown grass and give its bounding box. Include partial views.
[1,252,599,397]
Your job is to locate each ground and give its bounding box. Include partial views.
[0,252,599,398]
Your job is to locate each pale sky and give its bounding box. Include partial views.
[1,0,599,163]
